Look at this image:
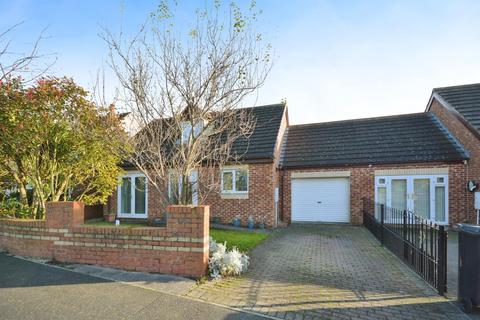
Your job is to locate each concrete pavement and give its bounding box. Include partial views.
[0,253,265,320]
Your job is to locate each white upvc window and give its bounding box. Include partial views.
[374,174,448,224]
[117,172,148,218]
[221,167,248,194]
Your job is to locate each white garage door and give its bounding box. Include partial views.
[291,178,350,222]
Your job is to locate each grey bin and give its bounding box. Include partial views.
[458,224,480,313]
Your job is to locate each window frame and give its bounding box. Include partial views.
[117,172,148,218]
[180,120,205,145]
[167,170,198,205]
[221,167,249,194]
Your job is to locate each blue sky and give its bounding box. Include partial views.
[2,0,480,124]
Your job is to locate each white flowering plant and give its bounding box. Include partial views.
[208,237,249,279]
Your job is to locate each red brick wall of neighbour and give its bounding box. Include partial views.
[430,99,478,222]
[206,163,277,227]
[0,202,209,278]
[281,162,468,225]
[84,204,103,220]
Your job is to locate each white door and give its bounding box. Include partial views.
[291,178,350,222]
[117,172,148,218]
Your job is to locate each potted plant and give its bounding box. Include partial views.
[213,217,221,224]
[104,211,116,223]
[232,216,241,227]
[247,216,254,230]
[258,217,266,229]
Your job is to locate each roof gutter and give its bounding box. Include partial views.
[279,158,468,171]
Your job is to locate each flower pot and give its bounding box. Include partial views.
[233,218,241,227]
[258,223,265,229]
[247,219,254,230]
[104,214,116,223]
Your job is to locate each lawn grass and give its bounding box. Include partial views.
[210,229,269,253]
[83,218,149,228]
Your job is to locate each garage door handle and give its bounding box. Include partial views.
[317,201,322,204]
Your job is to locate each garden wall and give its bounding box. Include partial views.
[0,202,209,277]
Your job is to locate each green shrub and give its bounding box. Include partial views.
[0,198,34,219]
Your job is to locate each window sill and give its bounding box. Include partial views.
[220,193,249,200]
[117,213,148,219]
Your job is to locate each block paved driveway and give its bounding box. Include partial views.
[188,224,467,320]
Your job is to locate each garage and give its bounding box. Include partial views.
[291,177,350,222]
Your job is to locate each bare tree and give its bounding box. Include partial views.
[103,0,272,207]
[0,22,56,82]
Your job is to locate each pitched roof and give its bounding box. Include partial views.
[432,83,480,132]
[232,103,286,161]
[123,103,286,168]
[280,112,468,169]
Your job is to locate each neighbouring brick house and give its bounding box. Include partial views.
[106,91,476,228]
[426,83,480,223]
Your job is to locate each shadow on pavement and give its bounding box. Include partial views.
[0,253,111,289]
[0,253,266,320]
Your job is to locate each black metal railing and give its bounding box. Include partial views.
[362,198,447,295]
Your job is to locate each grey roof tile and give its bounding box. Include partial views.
[281,112,468,168]
[125,103,285,168]
[231,103,285,160]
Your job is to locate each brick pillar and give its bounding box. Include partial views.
[46,202,85,228]
[166,205,209,276]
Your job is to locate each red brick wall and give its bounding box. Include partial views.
[46,201,85,228]
[106,166,278,228]
[206,163,277,227]
[84,204,103,220]
[281,162,468,225]
[429,99,478,222]
[0,202,209,277]
[107,164,278,228]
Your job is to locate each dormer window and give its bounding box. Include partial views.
[181,122,192,144]
[180,121,205,144]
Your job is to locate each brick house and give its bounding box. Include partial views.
[426,83,480,224]
[107,98,471,228]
